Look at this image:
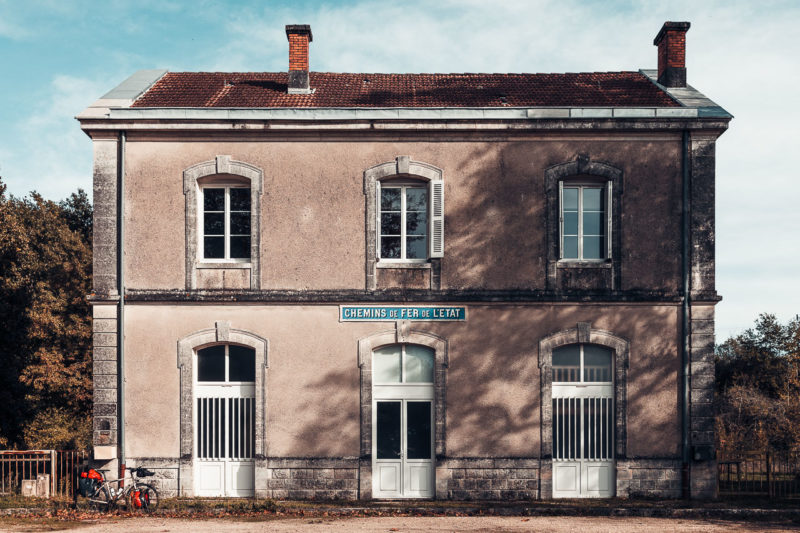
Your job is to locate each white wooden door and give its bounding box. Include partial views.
[195,385,255,497]
[371,344,436,499]
[373,397,434,499]
[193,344,256,497]
[551,344,615,498]
[552,388,615,497]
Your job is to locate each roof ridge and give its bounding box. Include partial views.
[162,70,646,76]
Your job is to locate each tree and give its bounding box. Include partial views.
[0,178,93,449]
[715,313,800,452]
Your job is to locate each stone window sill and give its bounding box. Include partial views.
[196,262,252,269]
[376,261,432,269]
[557,260,612,269]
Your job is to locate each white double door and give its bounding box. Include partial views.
[194,384,255,497]
[552,384,615,498]
[372,385,434,498]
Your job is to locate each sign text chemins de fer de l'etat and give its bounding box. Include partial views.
[340,306,466,321]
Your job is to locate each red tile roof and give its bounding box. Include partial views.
[132,72,679,108]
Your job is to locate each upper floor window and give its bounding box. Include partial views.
[560,183,611,260]
[201,186,251,261]
[380,184,429,261]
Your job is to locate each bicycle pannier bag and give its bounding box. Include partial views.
[78,468,103,497]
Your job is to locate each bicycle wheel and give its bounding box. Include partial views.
[88,486,112,512]
[126,483,159,512]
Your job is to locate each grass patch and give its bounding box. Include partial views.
[0,494,75,510]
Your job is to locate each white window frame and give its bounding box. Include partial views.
[373,344,435,385]
[378,181,430,264]
[199,185,251,263]
[552,344,614,385]
[558,181,613,262]
[196,344,256,385]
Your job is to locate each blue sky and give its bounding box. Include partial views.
[1,0,798,338]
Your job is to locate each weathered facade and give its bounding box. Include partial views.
[78,22,730,500]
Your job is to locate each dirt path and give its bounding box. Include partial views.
[6,515,796,533]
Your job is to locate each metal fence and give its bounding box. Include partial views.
[0,450,88,498]
[719,450,800,499]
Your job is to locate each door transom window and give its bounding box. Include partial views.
[197,344,256,383]
[373,344,434,384]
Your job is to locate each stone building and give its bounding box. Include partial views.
[77,21,730,499]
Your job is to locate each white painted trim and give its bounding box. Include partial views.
[104,106,701,121]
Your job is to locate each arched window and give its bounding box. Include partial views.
[378,180,430,261]
[183,156,263,289]
[198,180,252,261]
[363,157,444,289]
[553,344,613,383]
[196,344,256,382]
[559,182,611,261]
[544,157,622,291]
[373,344,434,383]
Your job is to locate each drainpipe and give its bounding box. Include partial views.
[117,131,126,472]
[680,129,691,498]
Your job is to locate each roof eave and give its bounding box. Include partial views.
[75,69,168,124]
[640,69,733,119]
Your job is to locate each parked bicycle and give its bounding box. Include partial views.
[78,466,159,512]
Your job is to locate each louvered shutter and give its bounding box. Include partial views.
[376,181,382,259]
[606,181,613,259]
[429,180,444,258]
[558,181,564,259]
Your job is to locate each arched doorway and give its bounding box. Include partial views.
[551,344,615,498]
[194,344,256,497]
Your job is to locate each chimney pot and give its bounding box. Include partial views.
[286,24,313,94]
[654,21,690,88]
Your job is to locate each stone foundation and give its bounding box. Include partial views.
[126,457,180,498]
[442,458,539,500]
[616,458,683,498]
[260,458,359,500]
[128,456,692,500]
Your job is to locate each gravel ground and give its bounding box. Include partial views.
[6,515,796,533]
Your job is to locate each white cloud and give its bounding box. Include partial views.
[3,75,104,199]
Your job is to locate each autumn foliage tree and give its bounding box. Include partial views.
[0,177,92,449]
[715,313,800,452]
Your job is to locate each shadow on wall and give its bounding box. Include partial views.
[288,139,681,458]
[440,140,679,291]
[287,368,360,456]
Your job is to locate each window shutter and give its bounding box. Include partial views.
[606,181,613,259]
[429,180,444,258]
[558,181,564,260]
[376,181,382,260]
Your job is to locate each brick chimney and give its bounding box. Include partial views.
[286,24,313,94]
[654,21,690,88]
